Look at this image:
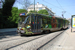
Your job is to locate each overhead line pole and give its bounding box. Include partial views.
[62,11,66,18]
[34,0,35,12]
[0,1,1,9]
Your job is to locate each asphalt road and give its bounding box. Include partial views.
[0,30,65,50]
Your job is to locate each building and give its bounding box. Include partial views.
[28,2,55,16]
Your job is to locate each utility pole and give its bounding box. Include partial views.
[34,0,35,12]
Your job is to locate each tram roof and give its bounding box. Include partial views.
[27,13,67,20]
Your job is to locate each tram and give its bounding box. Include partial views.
[17,13,69,36]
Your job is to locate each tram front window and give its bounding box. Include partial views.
[19,17,26,24]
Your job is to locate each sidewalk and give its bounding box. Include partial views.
[62,27,75,50]
[52,27,75,50]
[0,28,17,33]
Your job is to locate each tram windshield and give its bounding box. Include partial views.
[24,16,31,24]
[19,16,26,24]
[19,15,31,25]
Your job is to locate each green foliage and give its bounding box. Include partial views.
[29,10,37,13]
[8,7,27,24]
[8,7,18,24]
[18,9,27,14]
[37,9,49,15]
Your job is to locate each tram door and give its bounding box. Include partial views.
[37,16,41,32]
[31,15,41,33]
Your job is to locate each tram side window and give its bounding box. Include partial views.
[42,18,47,27]
[31,15,34,29]
[42,18,47,24]
[48,18,51,24]
[57,18,61,28]
[43,18,47,24]
[31,15,34,23]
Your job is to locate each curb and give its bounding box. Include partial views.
[0,28,17,33]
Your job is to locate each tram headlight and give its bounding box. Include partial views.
[20,28,25,33]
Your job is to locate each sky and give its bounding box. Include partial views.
[13,0,75,19]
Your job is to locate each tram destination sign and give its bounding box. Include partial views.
[19,13,26,16]
[71,15,75,28]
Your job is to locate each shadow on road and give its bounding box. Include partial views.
[21,29,67,37]
[0,28,68,39]
[0,31,18,39]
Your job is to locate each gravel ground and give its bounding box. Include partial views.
[0,31,64,50]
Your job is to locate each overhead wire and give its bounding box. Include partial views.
[56,0,64,10]
[56,0,71,15]
[43,0,71,15]
[16,0,72,15]
[43,0,63,10]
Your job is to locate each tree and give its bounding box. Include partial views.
[18,9,27,14]
[16,0,31,10]
[0,0,16,28]
[8,8,27,24]
[37,9,49,15]
[2,0,15,16]
[29,10,37,13]
[8,7,18,23]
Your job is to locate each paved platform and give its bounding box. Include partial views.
[62,27,75,50]
[50,27,75,50]
[0,28,17,33]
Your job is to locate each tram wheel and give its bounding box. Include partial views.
[44,30,50,34]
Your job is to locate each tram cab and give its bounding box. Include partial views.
[17,13,69,36]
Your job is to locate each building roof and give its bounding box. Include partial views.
[28,2,46,9]
[28,2,55,14]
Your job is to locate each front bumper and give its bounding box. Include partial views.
[17,30,25,34]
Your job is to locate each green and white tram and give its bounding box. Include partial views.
[17,13,69,36]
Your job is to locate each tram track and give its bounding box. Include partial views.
[0,33,45,43]
[0,34,48,43]
[37,30,65,50]
[0,30,65,50]
[0,31,52,43]
[0,33,49,50]
[8,31,65,50]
